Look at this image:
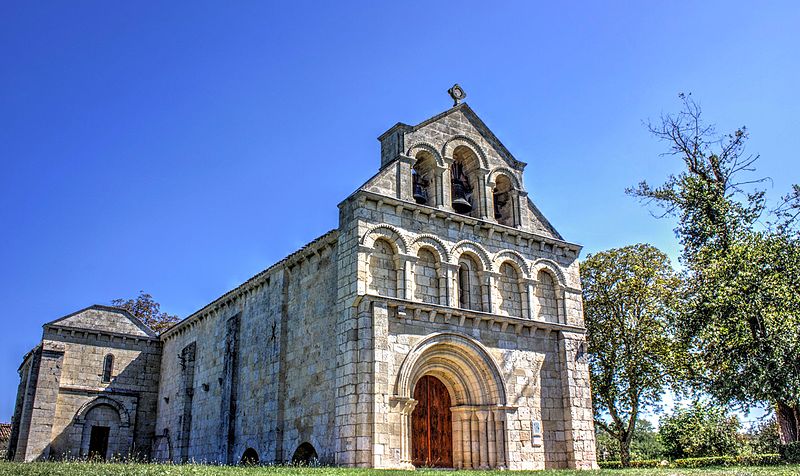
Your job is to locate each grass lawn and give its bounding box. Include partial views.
[0,462,799,476]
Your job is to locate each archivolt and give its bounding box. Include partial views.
[409,234,450,263]
[450,240,493,271]
[493,249,530,277]
[360,224,409,254]
[73,396,130,427]
[488,167,522,189]
[395,332,507,406]
[531,258,566,286]
[443,135,489,169]
[406,142,445,167]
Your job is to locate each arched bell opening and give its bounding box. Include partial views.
[450,146,482,218]
[412,152,437,206]
[492,174,516,227]
[396,333,509,470]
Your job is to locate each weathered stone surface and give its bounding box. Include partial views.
[9,102,596,470]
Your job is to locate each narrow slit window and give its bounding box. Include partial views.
[102,354,114,383]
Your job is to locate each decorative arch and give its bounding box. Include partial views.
[74,396,130,427]
[450,240,493,271]
[443,135,489,169]
[488,167,522,189]
[409,234,450,263]
[531,258,566,286]
[406,142,445,167]
[360,224,409,254]
[395,332,507,405]
[493,250,531,278]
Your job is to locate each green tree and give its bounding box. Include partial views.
[111,291,179,332]
[596,419,665,462]
[582,244,682,467]
[658,402,744,458]
[747,415,781,455]
[629,94,800,444]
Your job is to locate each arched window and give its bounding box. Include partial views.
[368,239,398,297]
[498,262,523,317]
[493,174,515,227]
[536,270,560,323]
[450,146,482,217]
[457,255,482,311]
[414,248,440,304]
[412,152,436,206]
[102,354,114,383]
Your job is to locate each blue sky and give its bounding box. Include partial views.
[1,2,798,424]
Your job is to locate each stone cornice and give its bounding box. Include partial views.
[45,325,160,346]
[360,293,586,336]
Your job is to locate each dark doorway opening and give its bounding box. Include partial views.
[88,425,110,460]
[412,375,453,468]
[291,442,318,465]
[240,447,259,465]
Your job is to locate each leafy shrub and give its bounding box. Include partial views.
[781,441,800,463]
[598,453,782,469]
[658,402,745,458]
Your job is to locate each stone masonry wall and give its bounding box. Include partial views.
[155,233,339,465]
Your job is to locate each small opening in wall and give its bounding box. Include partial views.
[102,354,114,383]
[292,442,318,465]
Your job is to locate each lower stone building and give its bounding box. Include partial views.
[9,93,597,469]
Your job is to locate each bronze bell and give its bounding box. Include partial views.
[412,172,429,204]
[451,181,472,214]
[413,185,428,204]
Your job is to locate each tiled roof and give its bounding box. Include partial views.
[0,423,12,441]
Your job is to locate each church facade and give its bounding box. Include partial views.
[8,95,597,470]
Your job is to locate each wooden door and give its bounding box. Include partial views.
[88,425,110,460]
[411,375,453,467]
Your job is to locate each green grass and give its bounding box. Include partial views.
[0,462,799,476]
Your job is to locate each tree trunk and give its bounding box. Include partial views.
[619,437,632,467]
[776,401,800,444]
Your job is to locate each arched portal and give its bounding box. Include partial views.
[412,375,452,467]
[395,333,509,469]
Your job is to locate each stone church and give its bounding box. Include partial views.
[8,89,597,470]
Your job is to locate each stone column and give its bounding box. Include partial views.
[476,410,490,468]
[492,407,509,469]
[392,397,417,469]
[478,168,491,219]
[517,190,529,229]
[526,279,537,320]
[434,164,447,208]
[442,157,454,212]
[397,154,414,201]
[397,255,416,300]
[487,410,497,468]
[442,263,459,308]
[487,178,497,224]
[481,271,500,315]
